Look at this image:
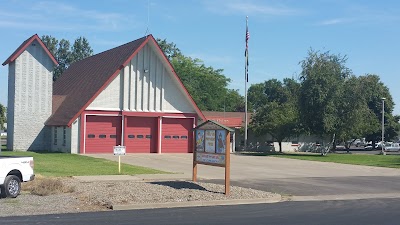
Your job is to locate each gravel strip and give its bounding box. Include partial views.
[0,178,279,217]
[0,193,104,217]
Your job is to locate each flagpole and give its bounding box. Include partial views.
[244,16,248,151]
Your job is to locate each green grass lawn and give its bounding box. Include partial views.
[1,151,166,176]
[242,152,400,168]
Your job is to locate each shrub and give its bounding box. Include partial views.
[22,175,74,196]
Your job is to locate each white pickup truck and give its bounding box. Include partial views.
[0,154,35,198]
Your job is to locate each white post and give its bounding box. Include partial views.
[119,155,121,173]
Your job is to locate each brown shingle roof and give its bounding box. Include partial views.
[46,36,148,126]
[2,34,58,66]
[46,35,205,126]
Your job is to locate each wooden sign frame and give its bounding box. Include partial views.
[192,120,233,195]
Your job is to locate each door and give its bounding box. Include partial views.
[85,116,121,153]
[161,118,193,153]
[125,117,157,153]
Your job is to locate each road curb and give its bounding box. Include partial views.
[112,194,282,210]
[288,193,400,202]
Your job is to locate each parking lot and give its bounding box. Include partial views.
[90,153,400,197]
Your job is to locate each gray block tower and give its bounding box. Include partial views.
[2,34,57,151]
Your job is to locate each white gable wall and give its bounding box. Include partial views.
[87,73,121,110]
[162,69,194,112]
[7,39,53,150]
[86,42,196,114]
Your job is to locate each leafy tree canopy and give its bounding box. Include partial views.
[249,78,300,152]
[250,49,399,153]
[0,103,5,130]
[298,50,399,147]
[41,35,93,81]
[298,49,352,136]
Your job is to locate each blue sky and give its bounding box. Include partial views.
[1,0,399,114]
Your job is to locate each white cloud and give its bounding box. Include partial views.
[0,1,140,32]
[203,0,301,16]
[317,18,349,26]
[226,2,298,16]
[316,3,400,26]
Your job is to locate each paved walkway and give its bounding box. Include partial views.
[89,153,400,180]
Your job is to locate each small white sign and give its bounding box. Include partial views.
[114,146,126,155]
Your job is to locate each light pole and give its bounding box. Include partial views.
[381,97,386,155]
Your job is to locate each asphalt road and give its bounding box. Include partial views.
[3,198,400,225]
[204,175,400,197]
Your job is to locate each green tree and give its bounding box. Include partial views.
[248,83,268,111]
[41,35,93,81]
[333,76,378,149]
[298,50,352,141]
[298,50,399,151]
[0,103,6,130]
[249,78,300,152]
[71,37,93,62]
[157,38,182,60]
[157,39,244,111]
[358,74,399,146]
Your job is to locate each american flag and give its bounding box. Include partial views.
[246,26,250,48]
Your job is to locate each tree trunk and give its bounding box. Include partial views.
[278,141,282,153]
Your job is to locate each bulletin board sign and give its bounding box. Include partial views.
[193,120,233,195]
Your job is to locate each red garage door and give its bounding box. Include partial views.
[162,118,193,153]
[85,116,121,153]
[125,117,157,153]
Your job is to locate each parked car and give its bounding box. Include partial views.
[364,143,374,150]
[0,154,35,198]
[364,142,384,150]
[355,141,367,147]
[384,143,400,152]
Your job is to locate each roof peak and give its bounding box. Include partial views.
[2,34,58,66]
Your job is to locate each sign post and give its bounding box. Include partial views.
[113,145,126,174]
[193,120,233,195]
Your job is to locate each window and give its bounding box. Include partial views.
[173,135,180,139]
[128,135,135,139]
[146,135,152,139]
[110,135,117,138]
[63,126,66,146]
[87,134,95,138]
[137,135,144,138]
[99,134,106,138]
[53,127,58,145]
[291,141,299,146]
[181,136,188,139]
[164,135,171,139]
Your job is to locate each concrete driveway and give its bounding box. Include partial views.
[89,153,400,197]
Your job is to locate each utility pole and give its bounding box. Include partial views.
[381,97,386,155]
